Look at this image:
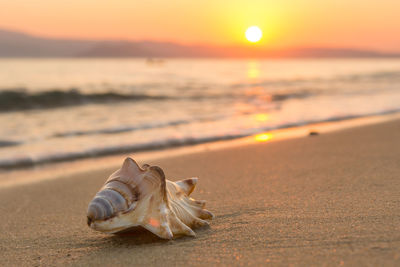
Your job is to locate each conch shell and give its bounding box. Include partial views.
[87,157,213,239]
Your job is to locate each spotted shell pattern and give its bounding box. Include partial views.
[87,157,213,239]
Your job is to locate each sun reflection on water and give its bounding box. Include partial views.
[247,60,260,79]
[254,133,273,142]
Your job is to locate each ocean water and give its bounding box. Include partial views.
[0,58,400,169]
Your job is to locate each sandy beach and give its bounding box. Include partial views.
[1,118,400,266]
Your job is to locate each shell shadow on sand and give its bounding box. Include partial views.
[111,224,211,245]
[81,224,212,250]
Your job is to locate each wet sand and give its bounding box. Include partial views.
[1,119,400,266]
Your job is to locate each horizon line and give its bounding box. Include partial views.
[1,27,400,55]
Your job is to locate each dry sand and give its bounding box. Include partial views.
[1,119,400,266]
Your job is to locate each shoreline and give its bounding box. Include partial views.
[1,111,399,189]
[2,110,400,171]
[1,113,399,266]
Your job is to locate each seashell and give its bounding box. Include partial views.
[87,157,214,239]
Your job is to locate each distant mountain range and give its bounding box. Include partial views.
[0,28,399,58]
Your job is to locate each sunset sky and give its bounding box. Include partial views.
[1,0,399,52]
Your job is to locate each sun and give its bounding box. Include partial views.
[245,26,262,43]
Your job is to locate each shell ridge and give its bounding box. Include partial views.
[104,180,137,205]
[168,212,196,237]
[175,177,198,196]
[97,189,129,212]
[136,189,173,239]
[100,187,130,209]
[168,197,208,228]
[181,197,213,219]
[96,194,116,215]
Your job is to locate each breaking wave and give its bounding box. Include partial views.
[0,87,315,112]
[0,89,170,111]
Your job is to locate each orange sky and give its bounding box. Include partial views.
[1,0,399,52]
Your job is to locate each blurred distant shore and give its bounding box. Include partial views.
[1,28,400,58]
